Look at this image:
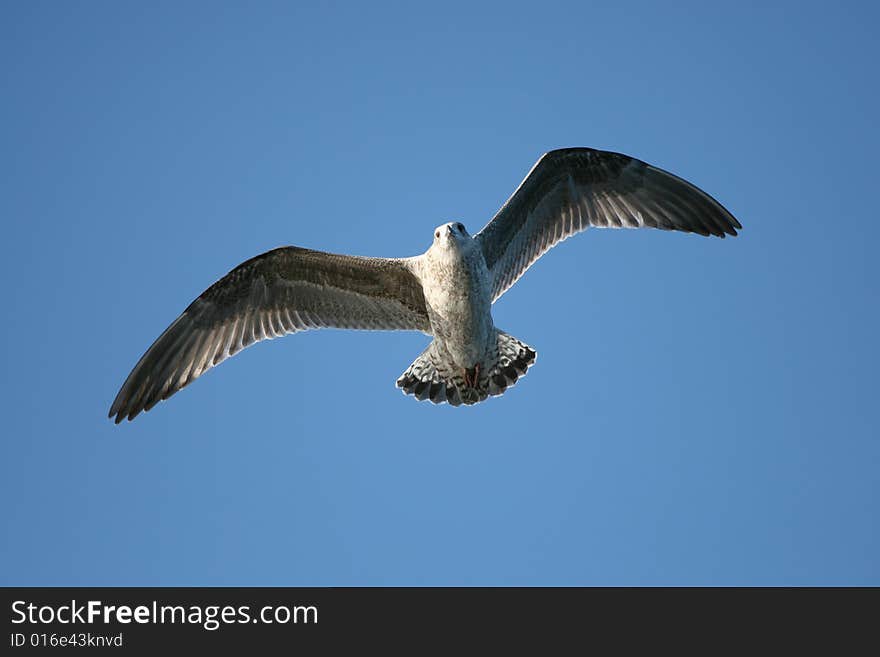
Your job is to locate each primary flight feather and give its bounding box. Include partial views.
[109,147,741,422]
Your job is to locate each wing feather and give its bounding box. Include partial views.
[109,246,428,422]
[476,148,742,301]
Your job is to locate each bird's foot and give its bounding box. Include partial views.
[463,364,480,388]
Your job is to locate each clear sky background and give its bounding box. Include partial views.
[1,1,877,585]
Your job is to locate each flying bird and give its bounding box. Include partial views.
[109,147,741,422]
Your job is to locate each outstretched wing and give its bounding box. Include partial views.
[476,148,742,301]
[109,246,429,423]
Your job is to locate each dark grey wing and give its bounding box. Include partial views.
[109,246,429,423]
[476,148,742,301]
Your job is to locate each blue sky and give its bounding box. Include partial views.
[1,1,877,585]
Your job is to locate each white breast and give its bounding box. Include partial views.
[417,237,494,367]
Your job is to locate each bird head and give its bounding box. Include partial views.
[432,221,470,250]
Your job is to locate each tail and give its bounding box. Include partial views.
[396,330,537,406]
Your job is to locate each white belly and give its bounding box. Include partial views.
[421,245,494,368]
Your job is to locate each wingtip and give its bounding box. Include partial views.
[108,402,137,424]
[721,212,742,236]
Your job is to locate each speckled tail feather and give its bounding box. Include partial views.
[396,330,536,406]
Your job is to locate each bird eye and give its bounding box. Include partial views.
[435,230,440,238]
[456,223,464,232]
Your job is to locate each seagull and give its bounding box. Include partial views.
[109,147,741,422]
